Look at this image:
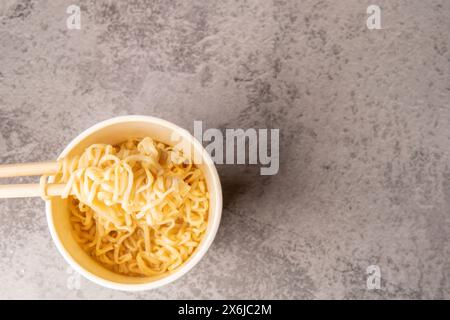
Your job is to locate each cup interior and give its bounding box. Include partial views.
[46,116,222,290]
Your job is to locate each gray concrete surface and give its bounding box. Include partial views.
[0,0,449,299]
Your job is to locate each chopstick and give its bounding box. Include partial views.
[0,161,64,199]
[0,183,66,198]
[0,161,59,178]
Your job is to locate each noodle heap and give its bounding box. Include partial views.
[52,137,209,277]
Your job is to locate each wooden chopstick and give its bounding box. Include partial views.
[0,161,63,199]
[0,161,59,178]
[0,183,66,198]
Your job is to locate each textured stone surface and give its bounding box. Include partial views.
[0,0,449,299]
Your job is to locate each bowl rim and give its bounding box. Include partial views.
[45,115,223,291]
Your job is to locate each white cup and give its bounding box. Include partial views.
[46,115,222,291]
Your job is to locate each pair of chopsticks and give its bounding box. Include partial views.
[0,161,66,199]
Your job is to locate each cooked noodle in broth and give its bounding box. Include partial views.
[47,137,209,277]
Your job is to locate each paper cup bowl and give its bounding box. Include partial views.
[45,116,222,291]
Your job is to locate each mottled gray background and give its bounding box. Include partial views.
[0,0,449,299]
